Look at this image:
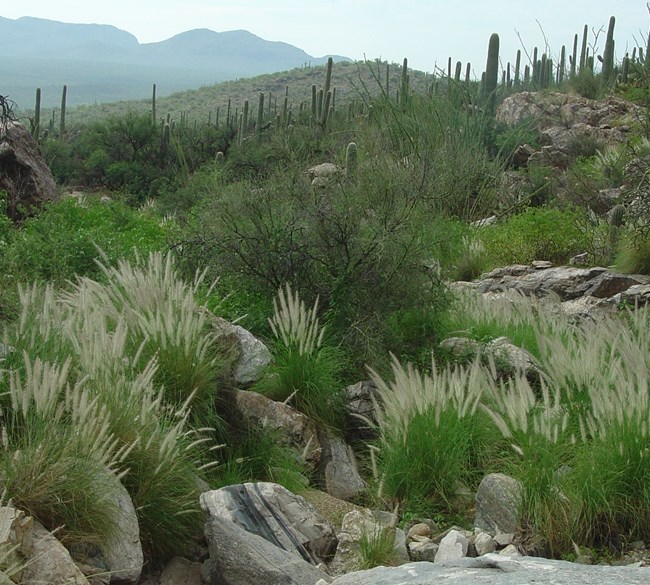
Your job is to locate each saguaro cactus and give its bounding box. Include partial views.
[59,84,67,138]
[346,141,358,182]
[601,16,616,85]
[33,88,41,139]
[484,33,500,114]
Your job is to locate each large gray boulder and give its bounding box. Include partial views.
[211,317,271,387]
[474,474,522,536]
[97,470,143,584]
[204,514,330,585]
[0,120,59,221]
[200,482,336,564]
[328,556,649,585]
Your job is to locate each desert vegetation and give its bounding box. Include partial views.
[2,13,650,575]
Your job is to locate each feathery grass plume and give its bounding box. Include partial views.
[369,354,501,515]
[269,283,325,355]
[482,372,574,556]
[568,308,650,547]
[70,251,221,413]
[0,354,125,546]
[256,283,344,429]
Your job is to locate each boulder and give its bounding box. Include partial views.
[330,509,409,576]
[0,506,33,581]
[0,120,59,221]
[96,470,143,584]
[234,389,322,468]
[408,540,438,562]
[204,514,330,585]
[211,317,272,386]
[474,473,522,536]
[434,530,469,563]
[200,482,336,565]
[344,380,381,439]
[307,163,343,188]
[21,521,89,585]
[473,531,496,556]
[319,430,366,501]
[327,556,650,585]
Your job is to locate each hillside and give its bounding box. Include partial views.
[60,58,439,128]
[0,16,349,109]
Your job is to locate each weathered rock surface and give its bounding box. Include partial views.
[496,93,639,155]
[474,473,522,536]
[330,509,409,577]
[0,120,59,221]
[308,163,344,188]
[159,557,203,585]
[434,530,469,564]
[344,380,381,439]
[234,389,322,468]
[328,557,649,585]
[204,514,330,585]
[211,317,271,386]
[21,521,89,585]
[319,430,366,501]
[200,482,336,565]
[465,264,650,318]
[97,470,143,584]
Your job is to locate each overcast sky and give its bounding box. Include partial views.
[3,1,649,74]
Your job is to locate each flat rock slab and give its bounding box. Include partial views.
[329,556,649,585]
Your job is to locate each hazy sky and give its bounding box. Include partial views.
[3,1,649,74]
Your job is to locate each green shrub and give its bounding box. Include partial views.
[2,197,171,284]
[480,207,590,267]
[615,231,650,274]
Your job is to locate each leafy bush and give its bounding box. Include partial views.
[1,197,171,284]
[480,207,590,267]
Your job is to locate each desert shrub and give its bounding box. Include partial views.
[569,68,600,100]
[479,207,590,267]
[616,229,650,274]
[178,157,450,370]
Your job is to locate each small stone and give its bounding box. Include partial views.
[532,260,553,269]
[499,544,521,557]
[434,529,469,563]
[408,540,438,562]
[407,523,432,541]
[494,533,514,547]
[474,531,496,556]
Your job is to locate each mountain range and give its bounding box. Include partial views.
[0,16,349,109]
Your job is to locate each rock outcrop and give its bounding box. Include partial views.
[327,556,649,585]
[0,120,59,221]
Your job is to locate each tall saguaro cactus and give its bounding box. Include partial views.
[33,88,41,140]
[59,84,67,139]
[601,16,616,85]
[484,33,500,115]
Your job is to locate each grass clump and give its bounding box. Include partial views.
[369,355,500,517]
[0,252,224,564]
[358,525,398,570]
[255,284,345,430]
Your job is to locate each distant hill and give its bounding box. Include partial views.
[0,16,349,109]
